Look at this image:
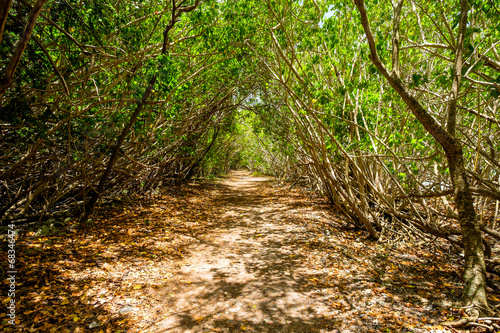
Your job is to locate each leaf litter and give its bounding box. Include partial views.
[2,170,500,332]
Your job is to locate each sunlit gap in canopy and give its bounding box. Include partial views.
[319,6,336,28]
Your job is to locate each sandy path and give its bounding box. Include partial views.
[13,170,467,332]
[151,171,336,332]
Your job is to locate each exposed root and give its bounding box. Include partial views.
[441,305,500,331]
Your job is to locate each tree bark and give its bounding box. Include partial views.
[447,142,489,312]
[353,0,490,314]
[0,0,13,44]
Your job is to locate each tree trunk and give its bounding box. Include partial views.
[81,75,157,222]
[446,142,489,312]
[353,0,490,314]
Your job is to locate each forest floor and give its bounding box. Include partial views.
[3,170,500,332]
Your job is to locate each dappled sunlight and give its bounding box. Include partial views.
[5,171,500,332]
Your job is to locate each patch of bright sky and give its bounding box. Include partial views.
[319,6,335,28]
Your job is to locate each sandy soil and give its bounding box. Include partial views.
[149,170,341,332]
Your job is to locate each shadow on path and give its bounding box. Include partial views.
[152,171,339,332]
[141,171,464,333]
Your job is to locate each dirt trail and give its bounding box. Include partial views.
[12,170,471,332]
[153,170,336,332]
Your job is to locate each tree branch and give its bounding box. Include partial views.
[353,0,455,152]
[0,0,46,98]
[391,0,404,78]
[447,0,468,136]
[0,0,12,44]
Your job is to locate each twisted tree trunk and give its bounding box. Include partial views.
[353,0,490,314]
